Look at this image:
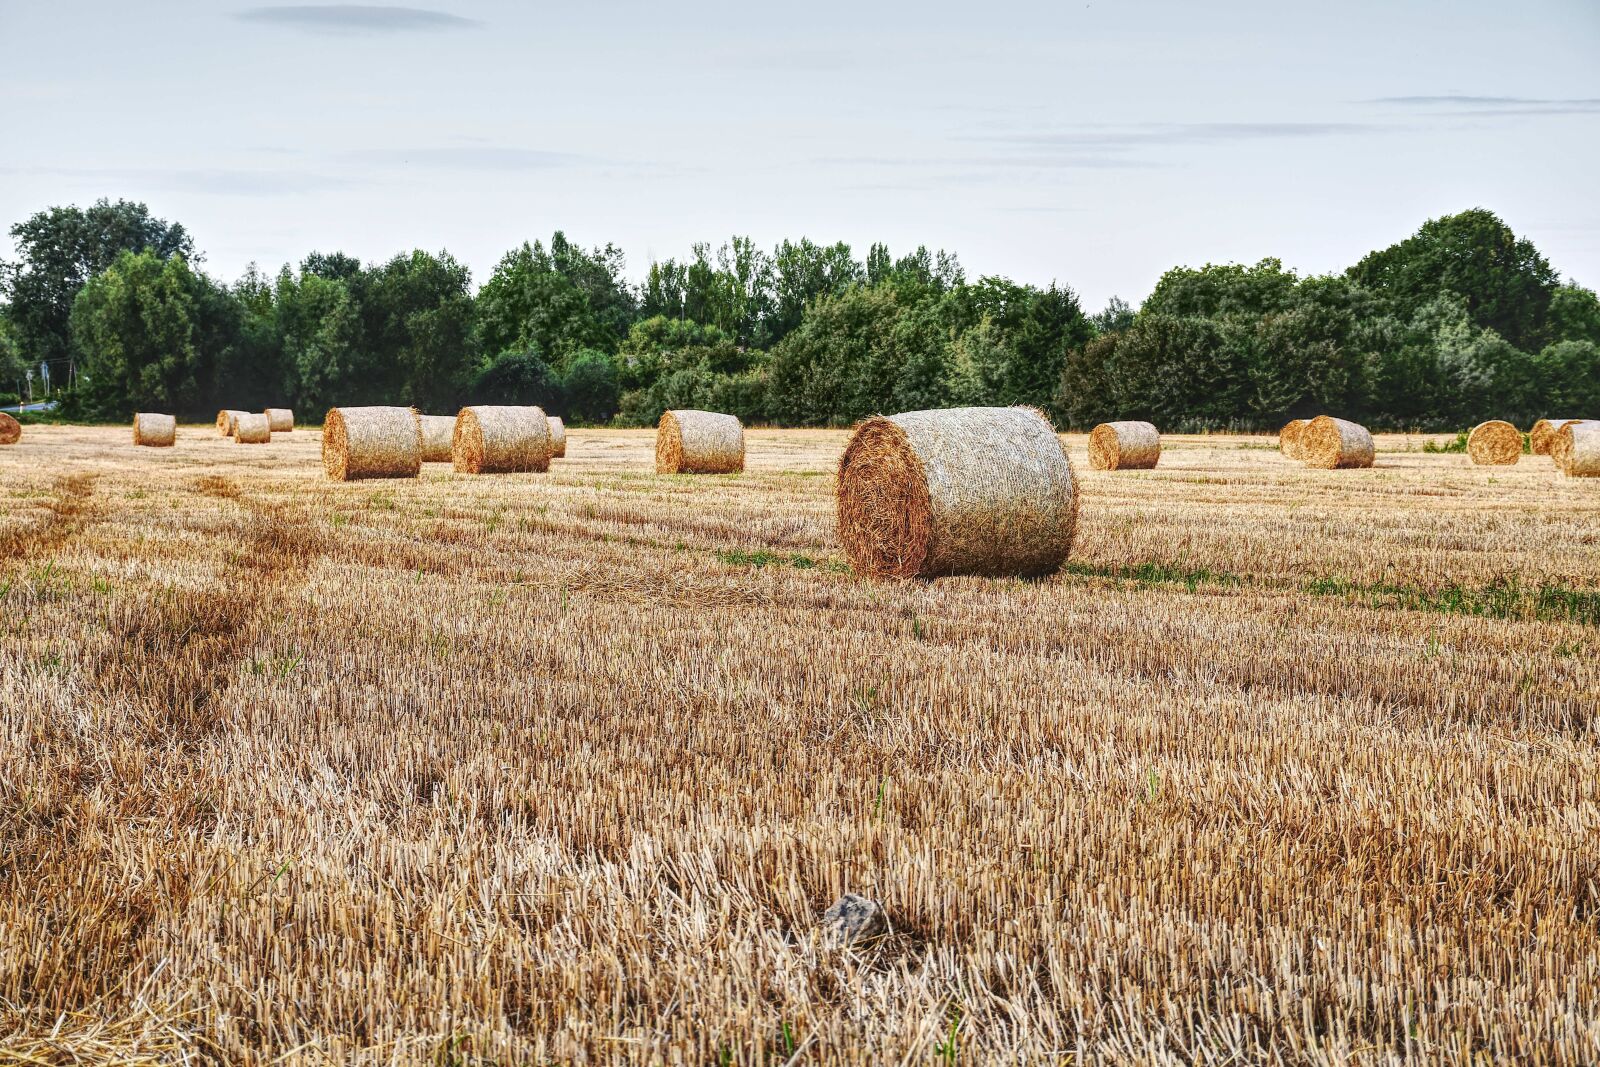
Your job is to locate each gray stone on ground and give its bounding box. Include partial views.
[820,893,888,943]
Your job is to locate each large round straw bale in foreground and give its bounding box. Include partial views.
[1552,421,1600,477]
[656,410,744,474]
[1088,421,1160,470]
[548,416,567,458]
[837,406,1078,579]
[132,412,176,447]
[1301,416,1374,469]
[1531,418,1586,456]
[1466,420,1521,466]
[264,408,294,432]
[416,414,457,463]
[1279,418,1310,459]
[234,413,271,444]
[322,406,422,481]
[453,405,550,474]
[216,409,247,437]
[0,412,19,445]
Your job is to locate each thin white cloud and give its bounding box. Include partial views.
[235,5,480,34]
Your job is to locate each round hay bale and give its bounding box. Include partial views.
[264,408,294,432]
[1088,421,1160,470]
[1301,415,1374,469]
[416,414,457,463]
[1552,421,1600,477]
[0,412,19,445]
[322,406,422,481]
[234,413,271,444]
[1466,420,1521,465]
[1279,418,1310,459]
[216,409,247,437]
[656,409,744,474]
[132,412,176,447]
[837,406,1078,579]
[548,416,567,458]
[1531,418,1587,456]
[453,405,551,474]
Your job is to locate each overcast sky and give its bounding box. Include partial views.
[2,0,1597,308]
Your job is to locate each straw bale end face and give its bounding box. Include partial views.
[1301,415,1374,469]
[234,413,271,444]
[656,410,744,474]
[1279,419,1309,459]
[1530,418,1583,456]
[216,409,247,437]
[0,411,19,445]
[132,412,176,447]
[1466,420,1521,466]
[452,406,551,474]
[323,406,423,481]
[1552,421,1600,477]
[1088,421,1160,470]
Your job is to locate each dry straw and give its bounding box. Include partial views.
[453,405,551,474]
[416,414,457,463]
[548,416,567,458]
[234,413,271,444]
[1466,420,1521,466]
[837,405,1078,579]
[0,412,18,445]
[1279,418,1309,459]
[656,410,744,474]
[264,408,294,432]
[322,406,422,481]
[132,412,176,447]
[1530,418,1586,456]
[1301,415,1375,469]
[1552,421,1600,477]
[216,409,247,437]
[1088,421,1160,470]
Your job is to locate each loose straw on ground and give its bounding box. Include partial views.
[0,412,19,445]
[656,410,744,474]
[1531,418,1586,456]
[1466,420,1521,465]
[1552,421,1600,477]
[132,413,176,447]
[216,409,246,437]
[416,414,457,463]
[1088,421,1160,470]
[837,406,1078,579]
[264,408,294,432]
[453,406,551,474]
[548,416,567,458]
[234,413,270,444]
[1301,416,1374,469]
[1279,419,1309,459]
[323,406,422,481]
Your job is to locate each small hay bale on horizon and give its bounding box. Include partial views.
[1466,420,1521,466]
[416,414,457,463]
[132,413,176,447]
[1279,418,1310,459]
[216,409,247,437]
[264,408,294,432]
[548,416,567,458]
[837,405,1078,579]
[453,406,551,474]
[0,412,20,445]
[1552,421,1600,478]
[1088,421,1160,470]
[1301,415,1374,469]
[1531,418,1586,456]
[234,413,271,444]
[323,406,422,481]
[656,410,744,474]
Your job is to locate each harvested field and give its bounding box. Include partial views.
[1,425,1598,1066]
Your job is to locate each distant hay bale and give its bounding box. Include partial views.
[322,406,422,481]
[1088,421,1160,470]
[837,406,1078,579]
[656,409,744,474]
[548,416,567,458]
[416,414,457,463]
[132,413,176,447]
[1279,418,1310,459]
[1552,421,1600,477]
[1301,415,1374,469]
[234,413,271,444]
[216,409,247,437]
[453,405,551,474]
[1531,418,1587,456]
[1466,420,1521,466]
[0,412,19,445]
[264,408,294,432]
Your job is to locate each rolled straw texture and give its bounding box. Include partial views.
[837,406,1078,579]
[216,409,247,437]
[0,412,19,445]
[1301,416,1374,469]
[234,413,270,444]
[132,413,176,447]
[1279,418,1309,459]
[548,416,567,458]
[1466,420,1521,466]
[453,406,551,474]
[322,406,422,481]
[264,408,294,432]
[417,414,457,463]
[656,410,744,474]
[1552,421,1600,477]
[1088,421,1160,470]
[1531,418,1587,456]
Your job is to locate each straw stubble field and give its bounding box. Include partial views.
[1,425,1597,1065]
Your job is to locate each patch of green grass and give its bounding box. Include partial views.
[1422,432,1469,454]
[1064,559,1244,592]
[718,548,837,572]
[1305,574,1600,626]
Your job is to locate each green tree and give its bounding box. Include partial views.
[1532,340,1600,415]
[363,249,476,411]
[274,267,365,413]
[562,349,621,424]
[473,349,564,410]
[476,234,634,365]
[1548,283,1600,345]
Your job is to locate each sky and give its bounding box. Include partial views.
[2,0,1597,309]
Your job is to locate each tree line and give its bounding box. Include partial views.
[2,200,1596,429]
